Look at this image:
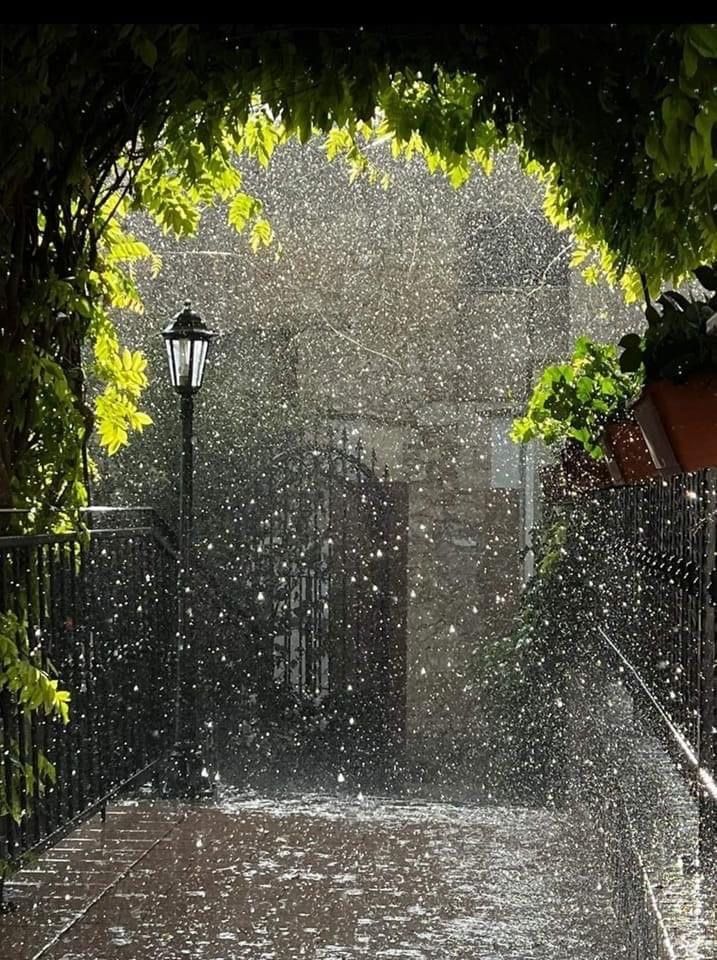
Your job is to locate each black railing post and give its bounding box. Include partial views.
[699,469,717,870]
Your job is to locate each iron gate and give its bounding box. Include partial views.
[206,432,408,771]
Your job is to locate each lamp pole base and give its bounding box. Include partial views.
[164,741,214,800]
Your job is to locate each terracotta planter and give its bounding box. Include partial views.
[633,375,717,474]
[601,421,659,485]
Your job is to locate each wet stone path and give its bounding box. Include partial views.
[2,795,626,959]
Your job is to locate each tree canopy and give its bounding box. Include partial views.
[2,23,716,523]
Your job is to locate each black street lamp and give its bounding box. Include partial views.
[162,301,217,791]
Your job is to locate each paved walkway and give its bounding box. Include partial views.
[2,795,626,959]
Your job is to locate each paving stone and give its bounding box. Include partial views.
[0,796,626,959]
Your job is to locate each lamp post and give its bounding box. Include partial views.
[162,301,217,792]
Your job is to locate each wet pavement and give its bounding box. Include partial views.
[2,795,626,959]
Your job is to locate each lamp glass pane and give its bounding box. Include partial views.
[165,340,178,388]
[174,339,192,389]
[191,340,209,388]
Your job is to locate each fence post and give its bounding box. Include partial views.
[699,469,717,870]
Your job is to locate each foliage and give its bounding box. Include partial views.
[0,548,71,878]
[517,24,717,302]
[619,262,717,381]
[3,24,717,524]
[480,512,579,803]
[511,337,642,459]
[0,610,69,829]
[0,34,283,527]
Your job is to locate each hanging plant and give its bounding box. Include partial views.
[511,337,642,459]
[619,263,717,382]
[619,263,717,474]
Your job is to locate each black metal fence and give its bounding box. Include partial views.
[0,508,177,885]
[570,470,717,868]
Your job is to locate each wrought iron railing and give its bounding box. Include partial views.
[0,508,177,890]
[571,471,717,867]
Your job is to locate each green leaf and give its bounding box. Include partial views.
[133,33,157,68]
[683,39,699,78]
[250,218,274,251]
[619,333,642,351]
[686,24,717,59]
[694,264,717,291]
[228,193,262,233]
